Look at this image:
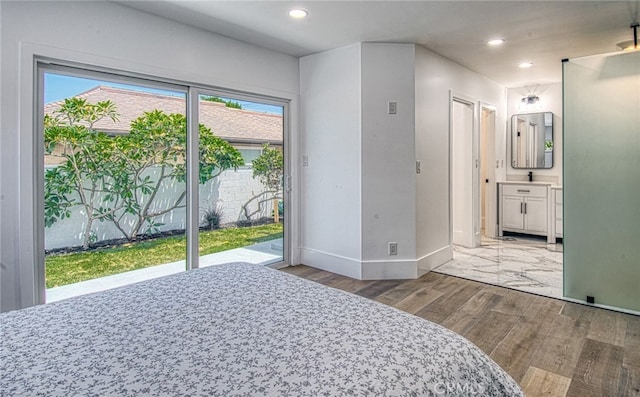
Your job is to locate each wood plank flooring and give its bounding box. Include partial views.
[281,265,640,397]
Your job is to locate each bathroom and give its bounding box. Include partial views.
[437,82,565,299]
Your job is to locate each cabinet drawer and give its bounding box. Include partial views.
[502,184,547,198]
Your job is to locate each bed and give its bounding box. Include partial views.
[1,263,523,396]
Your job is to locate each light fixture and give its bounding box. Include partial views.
[616,22,639,51]
[487,39,505,46]
[521,94,540,105]
[288,9,308,19]
[518,93,543,111]
[518,62,534,69]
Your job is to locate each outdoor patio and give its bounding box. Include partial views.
[46,238,283,303]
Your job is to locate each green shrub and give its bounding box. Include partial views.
[203,205,224,230]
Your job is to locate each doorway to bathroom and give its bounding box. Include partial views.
[438,99,563,300]
[450,97,497,248]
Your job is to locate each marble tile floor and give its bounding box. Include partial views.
[433,234,564,299]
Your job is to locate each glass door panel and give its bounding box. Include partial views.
[196,93,284,267]
[43,71,187,301]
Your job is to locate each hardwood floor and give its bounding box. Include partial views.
[281,265,640,397]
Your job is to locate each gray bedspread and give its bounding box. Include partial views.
[1,263,523,396]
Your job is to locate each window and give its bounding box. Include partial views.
[237,147,263,166]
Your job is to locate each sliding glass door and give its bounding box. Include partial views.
[195,92,285,267]
[39,64,288,303]
[41,68,189,302]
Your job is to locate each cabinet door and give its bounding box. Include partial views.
[502,195,524,230]
[524,196,547,233]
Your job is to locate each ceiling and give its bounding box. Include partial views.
[122,1,640,88]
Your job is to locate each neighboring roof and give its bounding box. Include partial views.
[44,86,283,144]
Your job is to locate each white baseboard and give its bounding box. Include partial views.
[300,248,362,279]
[300,248,419,280]
[417,245,452,272]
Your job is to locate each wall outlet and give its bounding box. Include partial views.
[388,101,397,114]
[388,242,398,255]
[303,155,309,167]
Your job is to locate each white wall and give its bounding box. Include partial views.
[506,83,562,185]
[301,42,506,279]
[414,45,506,271]
[360,43,417,278]
[44,169,273,250]
[300,42,418,279]
[299,44,363,278]
[0,0,299,311]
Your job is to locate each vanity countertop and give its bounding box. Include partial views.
[498,181,554,186]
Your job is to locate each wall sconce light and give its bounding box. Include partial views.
[521,94,540,105]
[518,93,543,111]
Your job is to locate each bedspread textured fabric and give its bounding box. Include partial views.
[1,263,523,396]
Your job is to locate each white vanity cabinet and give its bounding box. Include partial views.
[555,190,563,237]
[499,183,549,237]
[549,187,563,242]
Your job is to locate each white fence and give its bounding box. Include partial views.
[45,168,274,250]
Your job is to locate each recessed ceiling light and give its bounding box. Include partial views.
[518,62,534,69]
[487,39,504,46]
[288,9,308,19]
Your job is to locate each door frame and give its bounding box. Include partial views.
[188,86,291,268]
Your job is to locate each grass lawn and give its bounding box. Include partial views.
[45,223,283,288]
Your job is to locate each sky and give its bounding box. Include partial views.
[44,73,283,115]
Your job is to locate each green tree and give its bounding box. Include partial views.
[108,110,243,240]
[201,96,243,109]
[242,144,284,220]
[44,98,127,249]
[45,100,244,248]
